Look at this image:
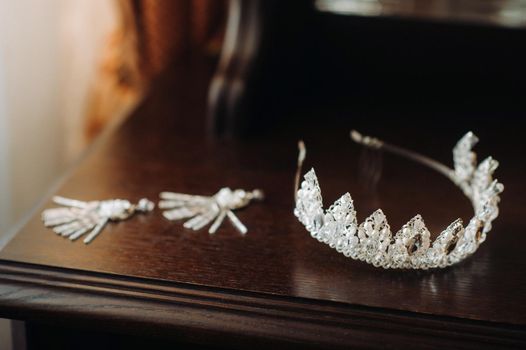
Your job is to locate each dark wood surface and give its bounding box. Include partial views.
[0,52,525,348]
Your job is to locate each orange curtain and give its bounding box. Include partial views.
[86,0,227,139]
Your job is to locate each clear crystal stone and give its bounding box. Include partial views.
[388,243,407,265]
[453,131,479,183]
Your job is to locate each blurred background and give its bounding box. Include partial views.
[0,0,227,239]
[1,0,119,239]
[0,2,123,346]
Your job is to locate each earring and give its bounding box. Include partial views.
[159,187,264,234]
[42,196,155,244]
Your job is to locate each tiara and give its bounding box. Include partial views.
[294,130,503,269]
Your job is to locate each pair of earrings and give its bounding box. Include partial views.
[41,187,264,244]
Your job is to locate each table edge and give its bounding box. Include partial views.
[0,259,524,348]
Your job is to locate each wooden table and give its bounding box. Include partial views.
[0,54,525,349]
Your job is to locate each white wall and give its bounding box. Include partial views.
[0,33,12,350]
[0,36,9,233]
[1,0,65,228]
[0,1,118,348]
[0,0,117,231]
[0,15,12,349]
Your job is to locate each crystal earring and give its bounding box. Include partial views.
[42,196,155,244]
[159,187,264,234]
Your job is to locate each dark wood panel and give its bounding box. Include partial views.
[209,1,526,136]
[0,261,524,349]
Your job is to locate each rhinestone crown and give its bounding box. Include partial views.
[294,131,503,269]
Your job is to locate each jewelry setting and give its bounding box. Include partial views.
[159,187,264,234]
[294,130,504,269]
[42,196,155,244]
[40,129,502,267]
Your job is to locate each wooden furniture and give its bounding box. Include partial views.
[209,0,526,136]
[1,1,526,348]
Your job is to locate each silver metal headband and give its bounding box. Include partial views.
[294,130,504,269]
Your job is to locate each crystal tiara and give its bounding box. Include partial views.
[294,130,504,269]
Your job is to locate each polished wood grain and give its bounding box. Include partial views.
[0,50,525,348]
